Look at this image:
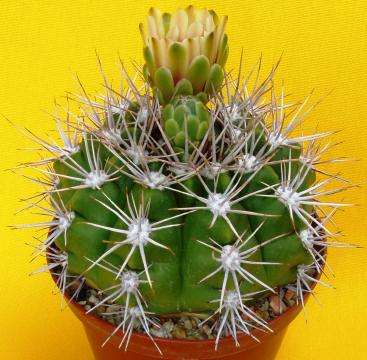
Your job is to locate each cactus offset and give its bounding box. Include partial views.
[16,6,354,352]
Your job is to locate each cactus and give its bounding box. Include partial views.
[16,6,353,353]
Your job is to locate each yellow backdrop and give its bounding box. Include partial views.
[1,1,366,359]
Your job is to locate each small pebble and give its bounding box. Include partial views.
[163,320,174,333]
[202,324,211,336]
[191,317,199,327]
[269,295,286,315]
[151,326,168,338]
[259,300,269,311]
[262,311,270,320]
[184,319,192,330]
[172,327,187,339]
[88,295,99,305]
[96,307,105,315]
[285,289,296,302]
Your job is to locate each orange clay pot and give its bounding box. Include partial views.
[51,270,319,360]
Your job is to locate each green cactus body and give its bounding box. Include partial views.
[163,96,210,156]
[52,134,314,314]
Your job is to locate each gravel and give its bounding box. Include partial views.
[70,281,298,341]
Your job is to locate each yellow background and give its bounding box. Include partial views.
[1,1,366,359]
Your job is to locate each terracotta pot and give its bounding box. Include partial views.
[51,270,319,360]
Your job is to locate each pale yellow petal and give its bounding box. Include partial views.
[176,9,189,41]
[194,9,205,23]
[199,36,206,55]
[187,37,200,64]
[181,38,189,69]
[205,15,215,33]
[187,22,204,38]
[139,23,148,46]
[148,7,161,18]
[212,16,228,60]
[166,37,174,49]
[149,7,164,38]
[147,15,158,38]
[152,37,167,68]
[186,5,195,23]
[167,25,180,42]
